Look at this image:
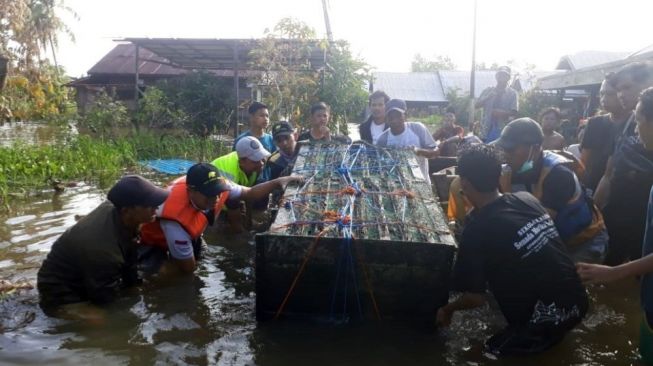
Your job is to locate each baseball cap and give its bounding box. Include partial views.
[494,118,544,150]
[235,136,271,161]
[107,175,169,208]
[385,99,407,115]
[496,66,511,76]
[186,163,231,197]
[272,121,294,139]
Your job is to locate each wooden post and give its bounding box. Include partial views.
[134,45,140,112]
[234,41,240,137]
[468,0,478,126]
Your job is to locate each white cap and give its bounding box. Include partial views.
[235,136,271,161]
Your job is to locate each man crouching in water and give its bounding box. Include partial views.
[436,144,588,356]
[138,162,302,275]
[37,175,169,319]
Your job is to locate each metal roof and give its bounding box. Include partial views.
[438,70,496,98]
[88,43,185,76]
[372,72,446,103]
[555,50,630,71]
[122,37,327,71]
[540,47,653,90]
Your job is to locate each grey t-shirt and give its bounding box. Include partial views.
[479,86,519,141]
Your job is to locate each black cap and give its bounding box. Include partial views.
[494,118,543,150]
[272,121,294,139]
[107,175,169,208]
[186,163,231,197]
[385,99,407,115]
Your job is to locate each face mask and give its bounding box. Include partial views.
[516,146,534,174]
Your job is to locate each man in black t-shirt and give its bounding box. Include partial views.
[297,102,352,144]
[437,145,588,357]
[581,74,634,193]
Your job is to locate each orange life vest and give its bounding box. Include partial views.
[140,176,230,250]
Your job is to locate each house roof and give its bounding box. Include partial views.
[372,72,446,103]
[540,46,653,90]
[122,37,327,71]
[555,50,630,71]
[438,70,497,98]
[88,43,186,76]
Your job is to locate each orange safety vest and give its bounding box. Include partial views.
[140,176,230,250]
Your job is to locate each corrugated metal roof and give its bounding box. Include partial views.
[438,70,496,98]
[123,38,327,71]
[556,50,629,71]
[88,44,186,76]
[372,72,446,103]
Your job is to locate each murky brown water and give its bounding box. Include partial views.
[0,181,644,365]
[0,121,76,147]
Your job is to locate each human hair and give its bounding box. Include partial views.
[368,90,390,104]
[310,101,330,115]
[248,101,268,115]
[457,144,501,193]
[639,87,653,123]
[538,106,561,121]
[604,71,616,86]
[610,62,653,88]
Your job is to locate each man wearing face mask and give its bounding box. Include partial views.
[496,118,608,263]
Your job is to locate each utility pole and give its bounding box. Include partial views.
[468,0,478,126]
[321,0,334,42]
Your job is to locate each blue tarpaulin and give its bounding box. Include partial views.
[140,159,196,175]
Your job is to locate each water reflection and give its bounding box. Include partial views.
[0,182,644,365]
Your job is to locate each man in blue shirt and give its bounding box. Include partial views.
[233,102,276,153]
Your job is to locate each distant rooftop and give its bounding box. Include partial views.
[555,50,630,71]
[372,72,446,103]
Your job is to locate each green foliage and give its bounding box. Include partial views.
[0,135,136,203]
[446,88,478,126]
[0,131,229,205]
[136,86,188,130]
[250,18,369,132]
[249,17,322,127]
[317,41,369,133]
[1,63,76,122]
[77,89,131,136]
[519,89,559,120]
[125,132,228,162]
[411,54,456,72]
[1,0,76,71]
[413,114,443,129]
[154,72,233,135]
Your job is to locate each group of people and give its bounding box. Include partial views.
[440,61,653,360]
[34,60,653,361]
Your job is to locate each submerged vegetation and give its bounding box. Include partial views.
[0,131,229,206]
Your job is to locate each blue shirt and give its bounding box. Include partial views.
[233,131,276,154]
[641,186,653,314]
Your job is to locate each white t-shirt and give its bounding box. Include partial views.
[382,125,433,185]
[370,121,386,144]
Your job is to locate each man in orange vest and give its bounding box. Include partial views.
[139,162,301,274]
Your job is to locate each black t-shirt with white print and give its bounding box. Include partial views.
[453,192,588,326]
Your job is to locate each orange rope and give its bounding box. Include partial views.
[273,228,331,320]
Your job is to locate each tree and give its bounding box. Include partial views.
[0,0,75,73]
[249,17,321,127]
[317,40,369,133]
[411,54,456,72]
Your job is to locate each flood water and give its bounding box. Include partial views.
[0,179,644,366]
[0,122,644,365]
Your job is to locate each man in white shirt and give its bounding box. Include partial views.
[376,99,440,184]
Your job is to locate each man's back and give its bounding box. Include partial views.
[455,192,587,326]
[37,202,136,309]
